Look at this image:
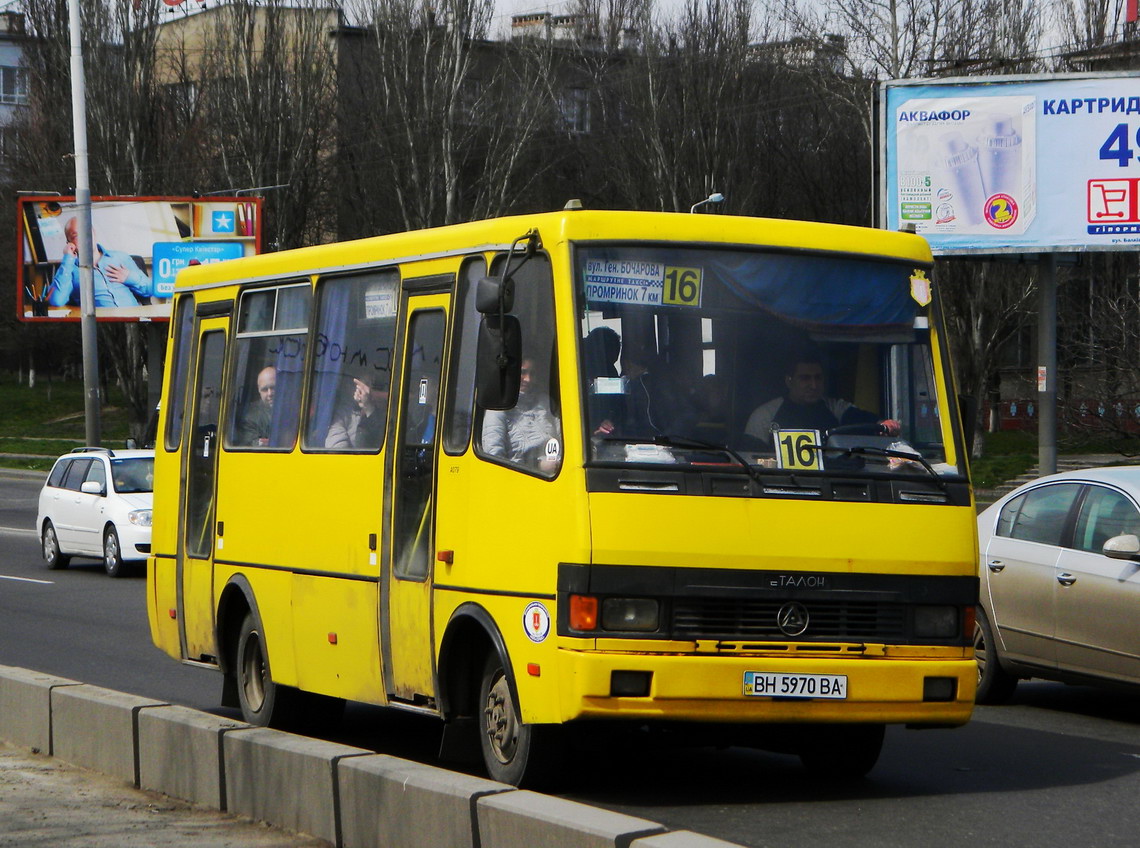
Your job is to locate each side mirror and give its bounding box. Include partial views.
[476,276,514,315]
[475,314,521,410]
[80,480,104,496]
[1103,533,1140,559]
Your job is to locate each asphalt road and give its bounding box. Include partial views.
[4,470,1140,847]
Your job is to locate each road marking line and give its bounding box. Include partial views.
[0,574,53,585]
[0,526,37,536]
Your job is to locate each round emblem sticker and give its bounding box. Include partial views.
[984,193,1018,229]
[523,602,551,643]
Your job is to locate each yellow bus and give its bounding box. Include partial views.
[148,208,978,785]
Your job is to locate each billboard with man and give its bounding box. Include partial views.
[17,195,262,322]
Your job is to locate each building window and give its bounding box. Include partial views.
[559,87,590,134]
[0,66,27,105]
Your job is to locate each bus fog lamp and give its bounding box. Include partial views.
[601,598,659,632]
[923,677,957,702]
[914,605,958,638]
[610,670,652,697]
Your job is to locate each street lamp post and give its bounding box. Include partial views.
[690,192,725,214]
[68,0,100,446]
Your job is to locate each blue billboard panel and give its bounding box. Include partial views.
[881,73,1140,254]
[152,241,245,296]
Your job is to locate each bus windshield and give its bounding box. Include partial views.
[576,243,964,480]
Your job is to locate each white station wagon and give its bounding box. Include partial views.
[36,447,154,578]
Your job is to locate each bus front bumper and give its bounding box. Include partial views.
[553,646,976,726]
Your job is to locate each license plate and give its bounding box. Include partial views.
[743,671,848,699]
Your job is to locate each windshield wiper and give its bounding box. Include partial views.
[820,444,947,490]
[650,434,766,486]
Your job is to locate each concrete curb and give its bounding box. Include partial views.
[0,664,746,848]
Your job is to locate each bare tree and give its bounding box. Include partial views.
[338,0,565,235]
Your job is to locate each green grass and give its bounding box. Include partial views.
[0,377,132,471]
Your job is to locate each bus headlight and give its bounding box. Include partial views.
[128,509,153,527]
[601,598,659,632]
[914,605,958,638]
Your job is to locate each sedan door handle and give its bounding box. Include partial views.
[1057,572,1077,587]
[987,560,1006,573]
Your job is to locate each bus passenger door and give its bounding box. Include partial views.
[178,323,226,663]
[383,297,448,703]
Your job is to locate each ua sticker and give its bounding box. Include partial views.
[544,437,561,461]
[523,602,551,643]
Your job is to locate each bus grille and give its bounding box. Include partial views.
[670,598,908,641]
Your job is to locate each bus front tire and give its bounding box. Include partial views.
[974,606,1018,705]
[477,652,562,788]
[798,723,884,780]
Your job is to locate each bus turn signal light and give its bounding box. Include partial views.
[569,595,598,630]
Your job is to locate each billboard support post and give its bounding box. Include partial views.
[68,0,100,447]
[1037,254,1057,475]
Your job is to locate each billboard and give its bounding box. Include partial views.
[18,195,262,322]
[881,72,1140,254]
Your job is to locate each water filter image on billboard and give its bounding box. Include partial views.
[895,96,1036,236]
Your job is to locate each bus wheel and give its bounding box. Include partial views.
[798,724,884,780]
[236,613,286,727]
[974,607,1018,705]
[477,653,561,788]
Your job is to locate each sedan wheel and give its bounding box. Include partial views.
[42,522,70,570]
[103,527,127,578]
[974,606,1019,704]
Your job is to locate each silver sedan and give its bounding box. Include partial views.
[975,466,1140,703]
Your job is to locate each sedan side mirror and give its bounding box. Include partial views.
[1103,533,1140,560]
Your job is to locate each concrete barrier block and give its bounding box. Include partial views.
[138,704,248,809]
[478,790,667,848]
[50,684,167,784]
[224,726,372,844]
[0,665,80,754]
[631,831,749,848]
[338,753,512,848]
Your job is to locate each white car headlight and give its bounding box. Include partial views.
[128,509,153,527]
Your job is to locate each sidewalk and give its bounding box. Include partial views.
[0,742,328,847]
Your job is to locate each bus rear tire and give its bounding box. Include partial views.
[477,652,562,788]
[235,612,293,728]
[798,724,884,780]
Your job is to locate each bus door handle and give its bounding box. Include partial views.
[1057,572,1077,587]
[987,560,1005,573]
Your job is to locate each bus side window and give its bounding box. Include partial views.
[225,283,310,451]
[443,257,486,455]
[164,294,195,452]
[304,270,398,452]
[474,253,561,477]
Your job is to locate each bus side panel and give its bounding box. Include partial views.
[216,565,297,685]
[292,575,382,703]
[148,555,180,659]
[433,457,590,725]
[213,453,384,693]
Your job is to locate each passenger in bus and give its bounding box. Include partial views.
[237,365,276,447]
[743,352,899,448]
[594,341,687,439]
[325,370,386,449]
[481,357,560,471]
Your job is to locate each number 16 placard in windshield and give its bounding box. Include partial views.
[775,429,822,471]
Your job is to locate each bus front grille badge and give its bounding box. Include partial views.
[777,602,810,637]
